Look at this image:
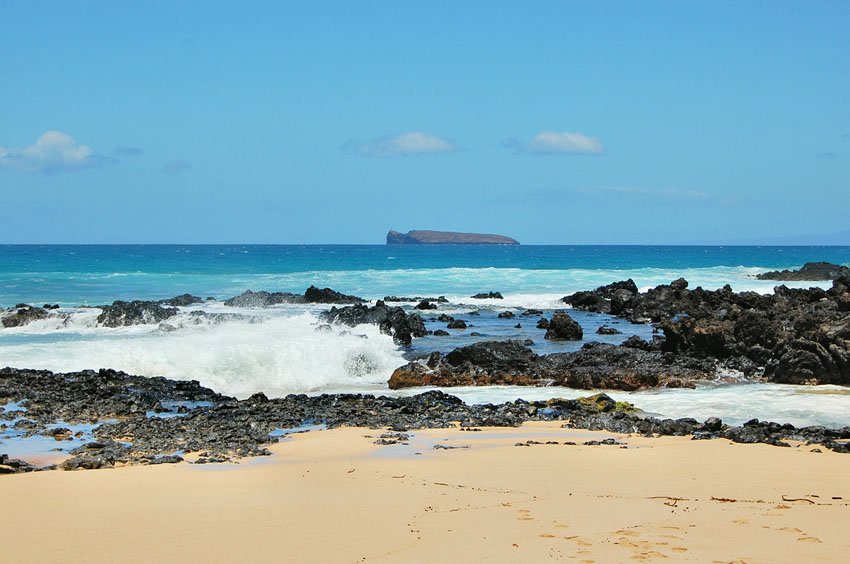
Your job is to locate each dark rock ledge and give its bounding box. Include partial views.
[388,340,714,391]
[563,276,850,385]
[756,262,850,281]
[2,367,847,473]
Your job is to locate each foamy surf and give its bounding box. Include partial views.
[0,313,406,399]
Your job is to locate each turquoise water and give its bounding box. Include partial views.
[2,244,848,305]
[1,244,849,426]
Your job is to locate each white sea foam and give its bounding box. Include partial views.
[374,383,850,428]
[1,264,847,427]
[0,308,103,334]
[0,312,405,399]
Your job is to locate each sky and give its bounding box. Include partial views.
[0,1,848,244]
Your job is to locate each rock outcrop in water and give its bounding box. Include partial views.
[756,262,850,281]
[2,295,210,329]
[0,304,51,328]
[159,294,205,307]
[321,300,426,345]
[4,366,846,472]
[564,276,850,385]
[388,340,715,390]
[471,291,504,299]
[96,300,179,328]
[544,312,584,341]
[224,286,364,307]
[387,230,519,245]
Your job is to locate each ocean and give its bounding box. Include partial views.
[2,244,850,427]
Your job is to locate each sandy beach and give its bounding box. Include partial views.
[1,423,847,563]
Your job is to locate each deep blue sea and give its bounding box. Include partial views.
[2,244,849,429]
[2,244,849,305]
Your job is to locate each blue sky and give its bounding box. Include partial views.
[0,1,848,244]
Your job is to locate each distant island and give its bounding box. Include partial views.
[386,229,520,245]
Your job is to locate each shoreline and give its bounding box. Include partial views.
[2,366,849,474]
[1,422,848,562]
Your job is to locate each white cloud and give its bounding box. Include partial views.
[344,131,458,157]
[0,131,109,174]
[508,131,605,155]
[528,131,605,155]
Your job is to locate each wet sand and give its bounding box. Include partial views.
[1,422,848,563]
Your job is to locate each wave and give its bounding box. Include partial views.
[0,313,405,399]
[0,265,835,307]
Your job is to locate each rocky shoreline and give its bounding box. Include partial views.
[2,266,850,472]
[2,366,849,474]
[563,276,850,385]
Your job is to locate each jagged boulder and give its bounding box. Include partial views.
[97,301,179,327]
[321,300,426,345]
[303,286,364,304]
[544,312,583,341]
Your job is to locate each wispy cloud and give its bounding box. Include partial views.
[506,131,605,155]
[163,160,190,175]
[343,131,458,157]
[817,152,838,160]
[0,131,111,174]
[113,145,144,157]
[580,186,709,200]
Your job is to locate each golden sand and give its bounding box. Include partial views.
[1,422,848,563]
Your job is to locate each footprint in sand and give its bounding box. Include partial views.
[573,538,593,548]
[798,536,823,543]
[516,509,534,521]
[671,547,688,553]
[539,533,556,539]
[777,527,804,533]
[631,551,668,561]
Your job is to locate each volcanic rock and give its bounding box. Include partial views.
[544,312,583,341]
